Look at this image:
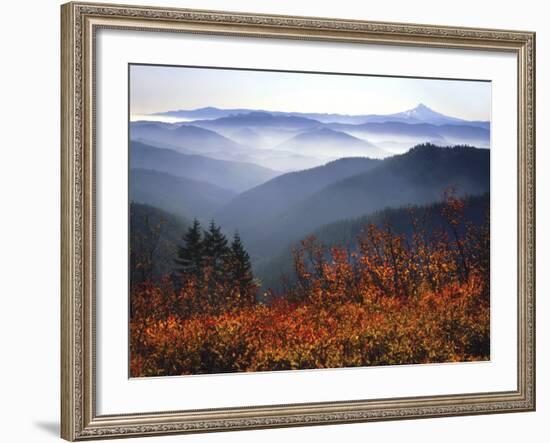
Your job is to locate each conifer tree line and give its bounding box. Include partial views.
[174,219,257,311]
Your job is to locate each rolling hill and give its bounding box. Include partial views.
[188,111,322,131]
[189,112,323,148]
[130,121,326,171]
[329,121,490,151]
[130,168,236,220]
[215,156,381,231]
[130,141,280,192]
[233,144,489,260]
[274,128,388,159]
[255,193,490,292]
[130,121,255,163]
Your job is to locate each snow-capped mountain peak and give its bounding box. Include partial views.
[389,103,464,125]
[400,104,442,119]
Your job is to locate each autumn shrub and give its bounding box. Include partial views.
[130,191,490,377]
[130,274,489,376]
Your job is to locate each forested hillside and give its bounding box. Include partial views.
[256,193,489,292]
[219,144,490,263]
[130,191,490,376]
[130,203,188,284]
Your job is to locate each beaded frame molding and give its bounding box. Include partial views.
[61,2,535,440]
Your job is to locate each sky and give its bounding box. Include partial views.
[130,64,491,121]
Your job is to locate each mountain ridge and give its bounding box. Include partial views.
[130,168,237,220]
[228,144,490,261]
[274,127,388,160]
[256,192,490,292]
[130,140,280,192]
[215,156,382,232]
[151,104,489,128]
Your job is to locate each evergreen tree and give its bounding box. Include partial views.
[230,231,256,305]
[174,219,204,280]
[202,221,231,308]
[203,220,230,271]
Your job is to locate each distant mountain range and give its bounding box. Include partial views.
[132,104,490,173]
[275,128,387,160]
[183,112,326,155]
[189,111,321,130]
[327,121,489,152]
[358,103,490,129]
[130,120,332,171]
[130,121,256,163]
[153,103,490,128]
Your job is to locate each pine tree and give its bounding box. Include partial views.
[174,219,204,280]
[230,231,255,305]
[203,220,230,271]
[201,221,231,308]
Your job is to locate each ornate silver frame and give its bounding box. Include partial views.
[61,2,536,440]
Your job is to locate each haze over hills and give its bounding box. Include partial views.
[216,156,381,232]
[131,104,490,172]
[130,120,331,171]
[131,121,238,148]
[190,111,322,130]
[327,121,489,152]
[275,128,387,160]
[130,121,256,163]
[130,168,236,220]
[228,127,264,147]
[130,141,280,192]
[219,127,328,171]
[256,193,490,292]
[222,144,490,261]
[186,112,325,152]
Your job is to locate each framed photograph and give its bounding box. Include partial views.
[61,2,536,440]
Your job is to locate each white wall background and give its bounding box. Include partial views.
[0,0,546,442]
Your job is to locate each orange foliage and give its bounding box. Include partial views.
[130,192,490,377]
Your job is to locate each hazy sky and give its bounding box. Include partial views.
[130,64,491,121]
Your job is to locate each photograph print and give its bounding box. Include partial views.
[129,64,491,378]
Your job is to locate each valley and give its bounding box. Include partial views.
[129,104,490,295]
